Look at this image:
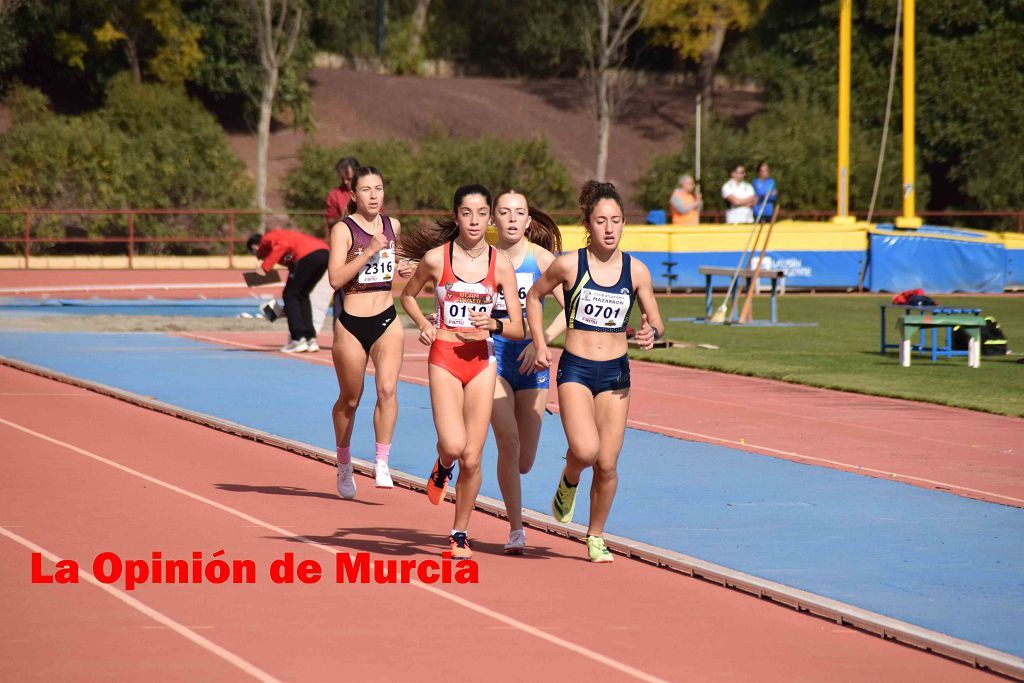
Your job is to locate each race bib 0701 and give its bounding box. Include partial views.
[494,272,535,313]
[574,288,630,328]
[442,285,494,328]
[358,248,394,284]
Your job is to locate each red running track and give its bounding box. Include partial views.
[183,329,1024,508]
[0,366,993,681]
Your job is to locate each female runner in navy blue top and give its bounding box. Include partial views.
[526,180,665,563]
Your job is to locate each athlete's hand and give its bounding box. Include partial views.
[469,310,493,330]
[533,343,552,371]
[255,267,268,277]
[418,323,436,346]
[517,342,538,375]
[635,313,656,350]
[369,231,389,254]
[397,258,413,278]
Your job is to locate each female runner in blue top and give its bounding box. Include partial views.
[488,190,565,554]
[526,180,664,563]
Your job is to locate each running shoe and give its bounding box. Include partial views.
[449,532,473,559]
[587,536,614,563]
[304,338,320,353]
[426,457,454,505]
[551,475,578,523]
[336,462,357,499]
[504,528,526,555]
[280,338,309,353]
[375,460,394,488]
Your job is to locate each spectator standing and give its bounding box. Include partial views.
[325,156,360,227]
[669,174,702,225]
[752,161,778,223]
[721,164,757,224]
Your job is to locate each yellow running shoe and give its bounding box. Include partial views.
[551,475,578,523]
[587,536,614,563]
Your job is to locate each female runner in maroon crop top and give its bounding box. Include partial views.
[327,166,410,499]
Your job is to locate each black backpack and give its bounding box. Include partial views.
[952,316,1009,356]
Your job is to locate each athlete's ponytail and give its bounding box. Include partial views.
[399,184,493,262]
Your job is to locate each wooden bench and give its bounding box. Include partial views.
[899,312,985,368]
[698,266,786,323]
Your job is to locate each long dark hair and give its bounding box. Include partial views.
[493,189,562,253]
[579,180,623,246]
[345,166,384,215]
[400,184,493,261]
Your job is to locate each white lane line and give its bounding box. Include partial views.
[0,525,279,683]
[0,416,668,683]
[0,283,258,294]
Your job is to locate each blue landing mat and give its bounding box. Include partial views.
[0,331,1021,657]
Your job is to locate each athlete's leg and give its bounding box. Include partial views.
[514,388,547,475]
[428,363,466,469]
[587,388,631,537]
[453,363,497,532]
[367,317,404,444]
[556,381,599,483]
[331,317,368,449]
[491,377,523,530]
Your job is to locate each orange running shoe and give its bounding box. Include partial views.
[426,457,454,505]
[449,532,473,559]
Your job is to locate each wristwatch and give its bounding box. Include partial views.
[492,319,504,336]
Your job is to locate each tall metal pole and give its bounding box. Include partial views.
[895,0,922,228]
[695,94,702,192]
[833,0,854,224]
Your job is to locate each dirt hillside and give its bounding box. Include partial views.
[229,68,763,213]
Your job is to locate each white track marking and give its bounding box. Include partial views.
[0,416,669,683]
[0,283,261,295]
[0,525,280,683]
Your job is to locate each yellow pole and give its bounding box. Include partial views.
[895,0,922,228]
[833,0,855,225]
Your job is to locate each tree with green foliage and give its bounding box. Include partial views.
[0,78,252,254]
[634,91,927,216]
[724,0,1024,215]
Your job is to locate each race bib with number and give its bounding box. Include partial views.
[494,272,535,313]
[358,248,395,284]
[442,284,495,328]
[573,288,630,329]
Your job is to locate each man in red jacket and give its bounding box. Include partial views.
[248,229,330,353]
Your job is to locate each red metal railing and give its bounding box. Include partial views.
[1,207,1020,268]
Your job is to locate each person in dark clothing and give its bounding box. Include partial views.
[247,229,330,353]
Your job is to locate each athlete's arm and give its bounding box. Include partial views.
[400,248,440,346]
[631,260,665,350]
[327,222,389,290]
[525,253,571,370]
[473,256,524,340]
[517,248,567,373]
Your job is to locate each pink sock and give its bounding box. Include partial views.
[336,446,351,465]
[375,442,390,464]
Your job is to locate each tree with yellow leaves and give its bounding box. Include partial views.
[642,0,768,112]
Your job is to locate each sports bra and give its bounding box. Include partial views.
[564,248,635,333]
[492,242,544,319]
[434,241,498,332]
[341,215,397,295]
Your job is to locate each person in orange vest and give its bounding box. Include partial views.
[247,229,330,353]
[669,174,701,225]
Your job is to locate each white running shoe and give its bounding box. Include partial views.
[374,461,394,488]
[336,462,357,499]
[280,338,309,353]
[504,528,526,555]
[305,338,320,352]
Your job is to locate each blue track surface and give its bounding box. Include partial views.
[1,331,1021,656]
[0,297,273,318]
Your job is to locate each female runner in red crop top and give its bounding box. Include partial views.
[400,184,524,558]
